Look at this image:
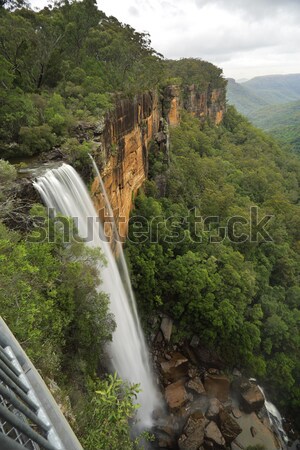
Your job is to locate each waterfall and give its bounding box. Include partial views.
[33,163,159,428]
[258,385,288,447]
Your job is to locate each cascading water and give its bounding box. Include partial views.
[33,163,159,428]
[258,385,288,448]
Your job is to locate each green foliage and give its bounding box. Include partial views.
[0,158,16,186]
[0,213,115,377]
[79,373,143,450]
[19,124,56,155]
[0,1,165,158]
[248,100,300,153]
[44,93,72,136]
[164,58,227,90]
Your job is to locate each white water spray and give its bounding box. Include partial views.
[258,385,288,447]
[33,163,159,428]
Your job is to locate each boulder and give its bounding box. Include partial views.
[206,398,222,421]
[161,353,189,382]
[157,432,174,448]
[178,412,207,450]
[232,407,242,419]
[186,377,206,395]
[156,414,181,437]
[161,317,173,342]
[191,346,224,369]
[231,378,265,413]
[241,386,264,413]
[204,421,226,448]
[219,409,242,443]
[204,374,230,402]
[165,379,188,410]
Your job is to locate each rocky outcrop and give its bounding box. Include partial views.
[160,352,189,383]
[184,85,225,125]
[232,378,265,413]
[165,379,188,410]
[152,333,285,450]
[91,92,161,239]
[205,420,226,448]
[178,412,207,450]
[204,373,230,402]
[89,84,226,237]
[219,409,243,443]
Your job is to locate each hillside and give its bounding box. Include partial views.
[243,73,300,104]
[227,75,300,152]
[227,74,300,116]
[226,78,269,115]
[249,100,300,152]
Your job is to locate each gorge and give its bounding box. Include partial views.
[1,2,300,449]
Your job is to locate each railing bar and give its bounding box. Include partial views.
[0,369,38,412]
[0,361,29,394]
[0,349,21,377]
[0,430,33,450]
[0,383,50,433]
[0,404,58,450]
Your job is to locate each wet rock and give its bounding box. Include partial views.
[178,411,207,450]
[204,374,230,402]
[206,398,222,421]
[191,346,224,369]
[156,414,181,437]
[165,379,188,410]
[219,409,242,443]
[188,366,200,379]
[160,353,189,382]
[231,442,244,450]
[232,378,265,413]
[155,330,164,344]
[186,377,206,395]
[157,431,175,448]
[204,421,226,448]
[160,317,173,342]
[232,407,242,419]
[241,386,264,413]
[222,399,233,413]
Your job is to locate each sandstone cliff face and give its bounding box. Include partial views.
[91,85,226,237]
[91,92,160,239]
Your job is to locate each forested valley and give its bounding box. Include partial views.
[0,0,300,448]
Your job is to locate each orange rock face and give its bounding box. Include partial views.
[91,92,160,240]
[91,86,225,238]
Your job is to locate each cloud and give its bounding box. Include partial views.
[193,0,300,19]
[128,6,139,17]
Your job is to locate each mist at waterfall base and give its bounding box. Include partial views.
[33,163,159,429]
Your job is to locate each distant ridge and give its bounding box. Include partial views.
[226,74,300,152]
[226,78,268,115]
[242,73,300,104]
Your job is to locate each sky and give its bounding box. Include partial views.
[30,0,300,80]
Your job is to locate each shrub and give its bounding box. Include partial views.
[19,124,56,155]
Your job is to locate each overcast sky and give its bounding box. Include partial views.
[30,0,300,80]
